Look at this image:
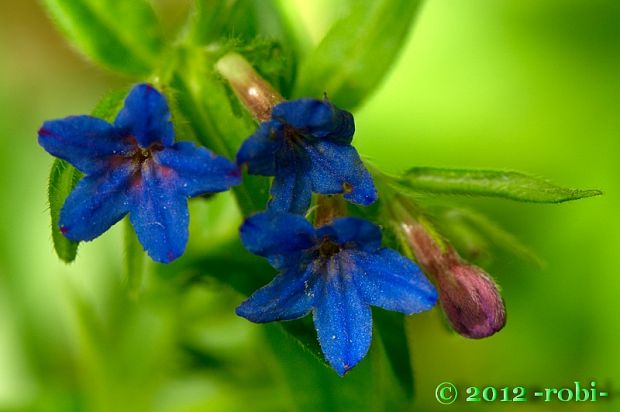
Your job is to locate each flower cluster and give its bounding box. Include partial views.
[39,63,499,374]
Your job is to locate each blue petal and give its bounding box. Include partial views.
[268,149,313,214]
[59,163,132,241]
[313,258,372,376]
[236,121,281,176]
[240,212,316,268]
[305,141,377,206]
[114,84,174,148]
[38,116,131,174]
[272,99,354,144]
[349,249,438,314]
[128,162,188,263]
[236,265,318,322]
[316,217,382,252]
[155,141,240,197]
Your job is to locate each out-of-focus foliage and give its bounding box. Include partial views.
[294,0,424,109]
[41,0,164,76]
[0,0,617,411]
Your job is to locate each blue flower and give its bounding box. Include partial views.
[236,99,377,214]
[236,212,437,375]
[38,84,241,263]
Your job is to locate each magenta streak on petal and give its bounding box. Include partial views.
[38,128,53,137]
[228,167,242,179]
[60,225,69,235]
[158,165,176,180]
[130,171,144,190]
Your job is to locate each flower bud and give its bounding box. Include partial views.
[436,261,506,339]
[215,52,283,122]
[402,220,506,339]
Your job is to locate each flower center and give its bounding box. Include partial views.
[130,142,164,166]
[318,237,342,258]
[282,124,304,144]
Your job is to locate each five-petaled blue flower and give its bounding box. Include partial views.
[38,84,240,263]
[237,99,377,214]
[236,211,438,375]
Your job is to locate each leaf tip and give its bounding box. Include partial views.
[560,188,604,202]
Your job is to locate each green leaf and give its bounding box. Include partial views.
[294,0,423,108]
[399,167,602,203]
[47,88,127,263]
[48,159,82,263]
[41,0,163,76]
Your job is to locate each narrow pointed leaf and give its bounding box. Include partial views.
[48,159,82,262]
[399,167,602,203]
[41,0,163,75]
[294,0,423,108]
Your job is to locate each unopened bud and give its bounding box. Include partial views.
[215,52,284,122]
[402,220,506,339]
[437,262,506,339]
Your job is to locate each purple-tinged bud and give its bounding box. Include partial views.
[437,262,506,339]
[402,221,506,339]
[216,52,284,122]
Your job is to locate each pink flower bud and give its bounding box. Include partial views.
[436,262,506,339]
[402,221,506,338]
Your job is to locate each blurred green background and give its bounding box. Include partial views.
[0,1,618,411]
